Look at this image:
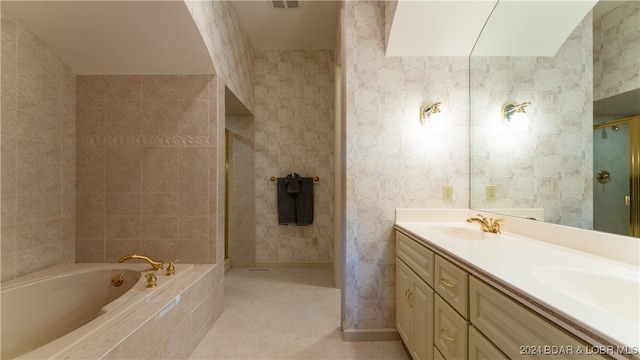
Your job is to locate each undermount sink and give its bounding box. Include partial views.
[531,266,640,322]
[422,225,498,241]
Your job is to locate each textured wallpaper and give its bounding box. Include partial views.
[469,13,594,228]
[254,49,335,265]
[343,1,469,330]
[1,11,76,281]
[593,0,640,101]
[184,0,256,113]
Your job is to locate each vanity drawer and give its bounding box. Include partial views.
[433,346,446,360]
[470,276,611,360]
[434,295,468,360]
[396,231,435,287]
[435,255,468,318]
[469,325,508,360]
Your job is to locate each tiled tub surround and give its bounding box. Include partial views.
[1,262,193,359]
[75,75,219,264]
[64,263,222,360]
[396,209,640,358]
[1,9,77,281]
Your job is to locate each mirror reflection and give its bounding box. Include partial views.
[470,0,640,235]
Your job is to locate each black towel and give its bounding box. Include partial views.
[285,173,301,194]
[295,177,314,226]
[277,177,296,224]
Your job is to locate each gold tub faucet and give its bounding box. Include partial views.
[466,214,502,233]
[118,254,163,271]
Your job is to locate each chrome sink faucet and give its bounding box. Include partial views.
[118,254,163,271]
[466,214,502,233]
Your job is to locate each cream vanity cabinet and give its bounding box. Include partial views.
[396,230,611,360]
[396,231,435,360]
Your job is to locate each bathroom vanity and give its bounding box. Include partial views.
[395,209,640,360]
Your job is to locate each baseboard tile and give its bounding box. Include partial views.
[342,328,401,342]
[254,262,332,268]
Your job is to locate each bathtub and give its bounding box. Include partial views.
[1,262,193,359]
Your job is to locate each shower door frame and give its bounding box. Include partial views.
[594,115,640,237]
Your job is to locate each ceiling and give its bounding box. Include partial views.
[230,1,341,50]
[2,1,214,75]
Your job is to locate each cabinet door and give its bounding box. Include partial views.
[434,295,468,360]
[396,258,414,347]
[469,326,508,360]
[412,274,434,360]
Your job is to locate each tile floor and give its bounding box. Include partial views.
[189,267,411,360]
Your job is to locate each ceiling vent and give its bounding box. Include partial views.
[270,0,301,9]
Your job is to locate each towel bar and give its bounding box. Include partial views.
[270,176,319,182]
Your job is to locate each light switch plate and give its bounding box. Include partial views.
[443,185,453,202]
[486,185,497,202]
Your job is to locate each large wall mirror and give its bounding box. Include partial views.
[470,1,640,235]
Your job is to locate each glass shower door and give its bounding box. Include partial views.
[593,116,640,237]
[593,121,630,236]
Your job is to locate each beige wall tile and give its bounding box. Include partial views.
[179,147,208,170]
[106,76,142,100]
[17,193,61,223]
[143,75,179,100]
[178,122,208,140]
[76,122,106,140]
[16,243,61,277]
[142,216,178,240]
[105,240,142,262]
[179,169,208,193]
[75,239,105,262]
[17,162,61,195]
[105,147,141,169]
[178,75,210,101]
[77,169,105,193]
[142,169,178,193]
[1,136,17,195]
[76,100,106,123]
[142,146,179,169]
[106,101,142,123]
[76,147,105,169]
[0,195,18,226]
[17,138,60,168]
[76,192,105,217]
[141,120,179,137]
[0,12,76,280]
[76,76,105,101]
[105,216,141,240]
[1,225,17,256]
[105,123,141,139]
[142,100,181,123]
[17,218,61,251]
[142,192,178,217]
[180,100,208,123]
[76,216,104,239]
[178,216,208,241]
[16,110,61,143]
[178,193,208,216]
[105,192,141,216]
[105,169,142,193]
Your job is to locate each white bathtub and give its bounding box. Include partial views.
[1,262,193,359]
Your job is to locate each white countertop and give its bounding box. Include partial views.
[395,209,640,358]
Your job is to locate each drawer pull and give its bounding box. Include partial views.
[440,277,456,288]
[405,289,410,304]
[440,328,455,342]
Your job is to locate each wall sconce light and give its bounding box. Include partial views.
[420,102,443,127]
[502,101,531,131]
